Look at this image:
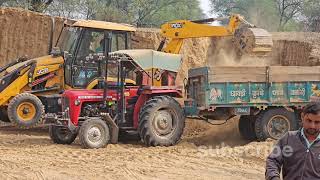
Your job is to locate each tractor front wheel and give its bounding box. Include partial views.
[49,125,77,144]
[79,118,110,149]
[7,93,45,128]
[138,96,185,146]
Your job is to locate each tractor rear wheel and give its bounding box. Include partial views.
[7,93,45,128]
[255,108,298,141]
[238,115,257,141]
[79,118,110,149]
[49,125,77,144]
[138,96,185,146]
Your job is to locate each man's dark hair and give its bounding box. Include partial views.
[303,102,320,115]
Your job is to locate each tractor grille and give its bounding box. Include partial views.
[61,97,70,121]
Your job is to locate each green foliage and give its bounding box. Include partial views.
[303,0,320,32]
[3,0,203,27]
[96,0,204,27]
[0,0,54,12]
[130,0,204,27]
[209,0,314,32]
[210,0,284,31]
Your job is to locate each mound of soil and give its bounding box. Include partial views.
[0,8,65,66]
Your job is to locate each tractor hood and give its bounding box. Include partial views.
[114,49,181,72]
[5,55,64,73]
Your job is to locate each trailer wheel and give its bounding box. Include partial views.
[0,107,10,122]
[79,118,110,149]
[7,93,45,128]
[255,108,297,141]
[238,115,257,141]
[138,96,185,146]
[49,125,77,144]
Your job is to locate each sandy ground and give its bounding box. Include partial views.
[0,118,275,180]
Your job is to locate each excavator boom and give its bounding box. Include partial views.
[159,14,273,56]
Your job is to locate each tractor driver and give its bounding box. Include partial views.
[95,39,105,53]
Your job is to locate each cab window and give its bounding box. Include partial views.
[77,29,105,59]
[111,32,127,52]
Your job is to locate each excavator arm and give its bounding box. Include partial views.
[159,14,272,56]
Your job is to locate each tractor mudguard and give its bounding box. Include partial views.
[102,113,119,144]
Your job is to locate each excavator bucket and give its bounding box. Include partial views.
[233,27,273,57]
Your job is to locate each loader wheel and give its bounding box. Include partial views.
[49,125,77,144]
[255,108,297,141]
[0,107,10,122]
[238,115,257,141]
[138,96,185,147]
[7,93,45,128]
[79,118,110,149]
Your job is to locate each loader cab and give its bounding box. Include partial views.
[56,20,136,89]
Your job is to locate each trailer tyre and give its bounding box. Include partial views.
[79,118,110,149]
[239,115,257,141]
[7,93,45,128]
[255,108,297,141]
[138,96,185,147]
[49,125,77,144]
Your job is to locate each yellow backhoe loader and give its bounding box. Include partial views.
[0,20,136,128]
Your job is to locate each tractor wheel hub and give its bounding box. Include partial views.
[17,102,36,121]
[267,115,290,139]
[153,110,173,135]
[88,127,102,142]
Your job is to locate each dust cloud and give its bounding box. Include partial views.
[206,37,270,67]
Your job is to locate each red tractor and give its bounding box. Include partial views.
[47,52,185,148]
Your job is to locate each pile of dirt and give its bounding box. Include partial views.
[183,117,248,147]
[271,32,320,66]
[132,28,162,50]
[0,8,65,66]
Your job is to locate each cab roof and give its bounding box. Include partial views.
[71,20,136,32]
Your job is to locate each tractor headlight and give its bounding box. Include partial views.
[74,99,81,106]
